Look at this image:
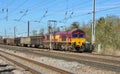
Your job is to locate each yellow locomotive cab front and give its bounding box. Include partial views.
[71,38,86,46]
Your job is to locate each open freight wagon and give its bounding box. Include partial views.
[14,36,44,47]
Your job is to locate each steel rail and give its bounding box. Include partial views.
[0,50,72,74]
[0,45,120,72]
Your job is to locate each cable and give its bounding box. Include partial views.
[96,5,120,13]
[67,5,120,19]
[47,0,90,15]
[66,0,91,12]
[20,1,58,22]
[34,10,48,23]
[18,10,28,21]
[9,0,29,15]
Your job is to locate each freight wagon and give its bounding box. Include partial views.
[3,38,14,45]
[0,39,3,44]
[14,37,21,46]
[14,36,44,47]
[30,36,44,47]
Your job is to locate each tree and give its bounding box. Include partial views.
[81,21,92,42]
[71,15,120,55]
[69,22,80,30]
[95,17,106,48]
[95,15,120,51]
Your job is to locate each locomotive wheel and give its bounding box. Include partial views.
[57,44,61,50]
[75,47,80,52]
[68,46,72,51]
[79,45,85,52]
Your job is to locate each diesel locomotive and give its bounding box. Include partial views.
[44,28,93,52]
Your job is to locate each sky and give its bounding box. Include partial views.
[0,0,120,37]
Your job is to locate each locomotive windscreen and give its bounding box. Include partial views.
[79,33,85,38]
[72,34,78,38]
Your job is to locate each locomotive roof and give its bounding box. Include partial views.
[45,28,85,35]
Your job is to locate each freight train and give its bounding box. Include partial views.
[0,28,94,52]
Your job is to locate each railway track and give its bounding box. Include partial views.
[0,44,120,73]
[30,49,120,72]
[0,49,72,74]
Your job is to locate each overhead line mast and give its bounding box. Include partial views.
[92,0,96,45]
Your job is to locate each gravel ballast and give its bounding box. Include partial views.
[0,56,32,74]
[0,48,119,74]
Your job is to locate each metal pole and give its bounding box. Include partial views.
[6,8,8,21]
[5,29,6,37]
[14,26,16,38]
[49,25,52,49]
[92,0,96,44]
[48,21,52,50]
[48,20,57,50]
[28,21,30,37]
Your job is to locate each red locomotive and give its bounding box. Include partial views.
[43,28,93,52]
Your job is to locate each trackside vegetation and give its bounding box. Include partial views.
[68,15,120,55]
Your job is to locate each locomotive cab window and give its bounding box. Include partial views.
[72,34,78,38]
[79,34,85,38]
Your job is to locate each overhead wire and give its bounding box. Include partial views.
[20,0,120,22]
[96,5,120,13]
[47,0,90,15]
[37,0,89,16]
[13,0,58,23]
[8,0,90,22]
[12,0,49,23]
[66,4,120,19]
[0,0,15,20]
[66,0,91,12]
[2,0,120,23]
[8,0,47,19]
[1,0,120,37]
[26,0,61,23]
[34,11,48,23]
[17,10,28,21]
[9,0,29,16]
[53,0,119,17]
[56,0,91,23]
